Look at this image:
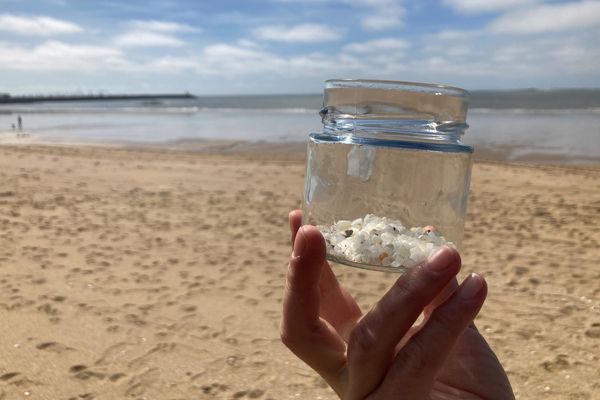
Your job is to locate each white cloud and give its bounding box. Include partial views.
[486,38,600,76]
[356,0,405,31]
[237,39,260,48]
[149,56,199,71]
[1,30,599,90]
[361,14,403,31]
[429,29,480,41]
[114,20,197,49]
[253,23,342,43]
[288,53,348,75]
[149,44,344,77]
[0,40,129,71]
[413,28,600,84]
[203,44,266,59]
[268,0,406,31]
[489,1,600,34]
[129,20,199,33]
[146,43,286,76]
[443,0,538,14]
[114,31,184,47]
[343,38,409,53]
[0,13,82,35]
[1,2,598,92]
[199,44,284,73]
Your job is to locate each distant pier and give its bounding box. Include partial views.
[0,93,196,104]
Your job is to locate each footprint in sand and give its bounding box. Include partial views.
[540,354,570,371]
[94,341,133,366]
[68,365,105,381]
[585,323,600,339]
[200,383,229,396]
[244,298,259,306]
[108,373,126,382]
[67,393,95,400]
[124,368,160,397]
[233,389,265,398]
[36,341,74,353]
[69,365,87,373]
[0,372,20,381]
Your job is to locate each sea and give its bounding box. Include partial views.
[1,89,599,164]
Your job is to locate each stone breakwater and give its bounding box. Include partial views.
[318,214,454,269]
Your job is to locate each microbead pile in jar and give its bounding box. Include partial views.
[318,214,455,268]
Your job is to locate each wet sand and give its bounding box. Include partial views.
[0,144,598,399]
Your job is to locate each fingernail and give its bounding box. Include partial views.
[460,273,483,299]
[293,227,308,258]
[424,246,453,272]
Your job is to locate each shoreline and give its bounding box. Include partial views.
[1,131,599,167]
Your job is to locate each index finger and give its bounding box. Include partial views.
[288,209,362,342]
[289,209,302,247]
[280,226,348,394]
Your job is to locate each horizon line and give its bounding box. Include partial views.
[3,87,600,98]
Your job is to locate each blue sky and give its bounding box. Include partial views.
[1,0,599,94]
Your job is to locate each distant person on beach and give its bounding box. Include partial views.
[17,115,22,131]
[281,210,514,399]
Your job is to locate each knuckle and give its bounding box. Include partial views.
[392,272,430,308]
[429,309,460,337]
[348,322,378,356]
[280,320,325,351]
[279,324,300,349]
[397,336,427,371]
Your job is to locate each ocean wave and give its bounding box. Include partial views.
[2,104,599,115]
[470,107,600,114]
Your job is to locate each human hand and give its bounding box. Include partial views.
[281,210,514,399]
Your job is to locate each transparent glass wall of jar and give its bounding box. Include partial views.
[302,79,473,272]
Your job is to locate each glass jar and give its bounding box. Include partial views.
[302,79,473,272]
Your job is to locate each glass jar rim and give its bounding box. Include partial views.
[325,79,470,99]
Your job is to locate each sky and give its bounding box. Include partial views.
[1,0,599,95]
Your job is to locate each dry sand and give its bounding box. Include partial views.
[0,144,598,399]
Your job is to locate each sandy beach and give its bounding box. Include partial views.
[0,143,598,399]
